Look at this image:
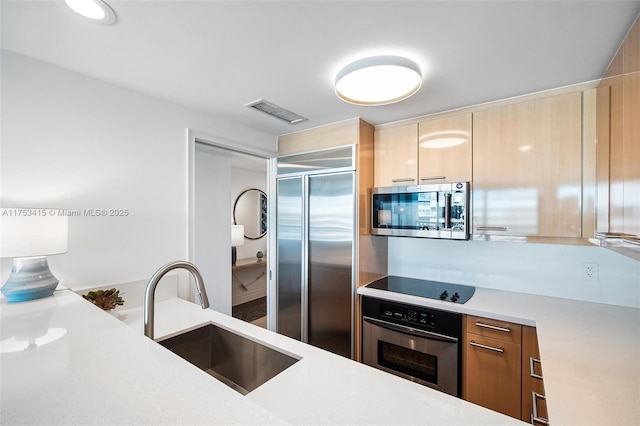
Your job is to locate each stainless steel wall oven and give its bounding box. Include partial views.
[361,296,463,397]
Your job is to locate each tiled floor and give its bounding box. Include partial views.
[250,316,267,328]
[232,296,267,327]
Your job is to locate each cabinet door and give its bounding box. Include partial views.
[610,79,625,232]
[463,334,522,419]
[276,177,303,341]
[374,123,418,187]
[418,113,472,183]
[522,327,548,424]
[595,17,640,238]
[596,84,612,233]
[473,92,582,237]
[622,70,640,236]
[621,2,640,236]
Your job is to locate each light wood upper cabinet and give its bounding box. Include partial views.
[622,17,640,236]
[374,115,472,187]
[596,16,640,237]
[418,113,472,183]
[472,92,583,237]
[622,70,640,236]
[278,118,361,156]
[623,16,640,74]
[373,123,418,187]
[596,84,612,233]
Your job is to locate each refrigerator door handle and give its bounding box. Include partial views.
[301,175,310,344]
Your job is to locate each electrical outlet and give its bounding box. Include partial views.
[583,262,599,281]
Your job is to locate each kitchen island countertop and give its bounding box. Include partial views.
[0,288,519,425]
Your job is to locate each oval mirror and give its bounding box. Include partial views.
[233,188,267,240]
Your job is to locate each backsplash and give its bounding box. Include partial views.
[387,238,640,308]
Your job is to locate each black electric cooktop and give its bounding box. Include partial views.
[366,275,475,304]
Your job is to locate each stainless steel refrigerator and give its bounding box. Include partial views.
[275,146,355,358]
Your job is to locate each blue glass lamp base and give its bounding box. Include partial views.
[1,257,59,303]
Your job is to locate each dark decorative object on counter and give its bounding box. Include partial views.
[256,250,264,261]
[82,288,124,311]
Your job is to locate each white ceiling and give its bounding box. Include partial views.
[2,1,639,139]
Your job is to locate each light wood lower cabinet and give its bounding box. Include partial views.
[464,334,522,418]
[463,317,549,424]
[522,326,549,425]
[463,315,523,419]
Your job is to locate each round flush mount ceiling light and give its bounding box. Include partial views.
[65,0,116,24]
[335,56,423,106]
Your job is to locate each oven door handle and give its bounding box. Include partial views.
[363,316,458,343]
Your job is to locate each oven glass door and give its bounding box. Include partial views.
[362,318,459,396]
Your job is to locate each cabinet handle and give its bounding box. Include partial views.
[391,178,416,183]
[474,321,511,333]
[469,340,504,353]
[476,226,508,231]
[444,192,452,229]
[622,238,640,247]
[530,357,543,380]
[531,392,549,425]
[420,176,446,181]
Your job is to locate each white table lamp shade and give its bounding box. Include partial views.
[231,225,245,247]
[1,213,68,258]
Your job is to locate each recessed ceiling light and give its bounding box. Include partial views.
[335,55,422,106]
[65,0,117,24]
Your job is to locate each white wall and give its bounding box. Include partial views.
[388,238,640,308]
[0,50,276,295]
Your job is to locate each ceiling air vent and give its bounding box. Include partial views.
[245,99,307,124]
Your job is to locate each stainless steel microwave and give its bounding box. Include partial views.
[371,182,470,240]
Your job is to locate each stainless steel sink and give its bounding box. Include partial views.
[158,323,299,395]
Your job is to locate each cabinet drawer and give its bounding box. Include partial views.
[466,315,522,344]
[463,334,522,419]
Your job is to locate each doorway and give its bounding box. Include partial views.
[229,156,268,327]
[190,132,271,327]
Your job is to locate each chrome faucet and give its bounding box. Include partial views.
[144,261,210,340]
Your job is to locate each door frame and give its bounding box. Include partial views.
[187,129,275,320]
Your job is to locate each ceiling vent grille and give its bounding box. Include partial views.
[245,99,307,124]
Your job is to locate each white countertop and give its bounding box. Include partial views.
[1,288,519,425]
[358,284,640,426]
